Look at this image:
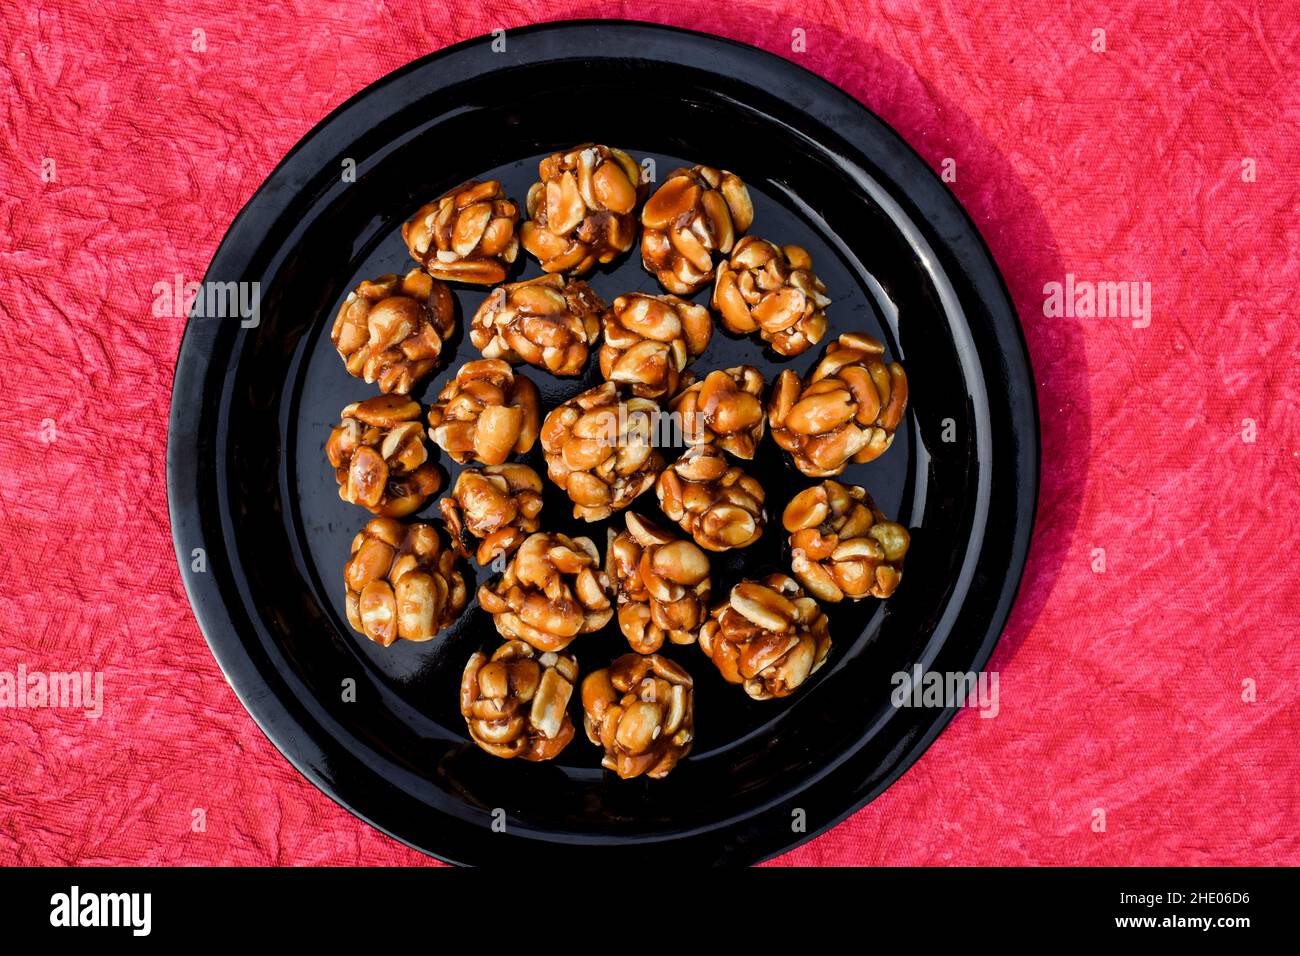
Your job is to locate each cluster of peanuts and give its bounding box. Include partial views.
[331,269,456,395]
[476,532,613,651]
[770,332,909,475]
[344,518,468,646]
[326,395,444,517]
[540,382,665,523]
[783,481,910,602]
[440,464,544,565]
[599,293,712,399]
[607,513,712,654]
[700,575,832,700]
[322,144,916,781]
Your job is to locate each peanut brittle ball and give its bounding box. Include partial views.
[460,640,578,761]
[343,518,468,647]
[608,512,712,654]
[426,359,541,466]
[599,292,712,399]
[469,274,608,376]
[655,444,766,551]
[582,653,694,780]
[326,395,443,517]
[669,365,766,459]
[783,480,909,601]
[477,532,613,652]
[640,165,754,294]
[331,268,456,394]
[769,331,909,475]
[540,382,665,522]
[439,463,544,566]
[713,237,830,357]
[401,179,521,285]
[520,143,644,275]
[699,575,831,700]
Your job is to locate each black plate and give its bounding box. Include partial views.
[167,20,1038,866]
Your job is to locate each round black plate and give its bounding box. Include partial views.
[167,20,1038,866]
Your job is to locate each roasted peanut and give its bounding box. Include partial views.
[460,641,578,760]
[582,653,694,779]
[330,269,456,394]
[540,382,665,522]
[326,395,443,517]
[469,274,607,376]
[599,293,712,399]
[699,574,831,700]
[520,144,644,276]
[607,512,712,653]
[402,180,520,285]
[477,532,613,651]
[426,359,541,466]
[641,165,753,294]
[343,518,468,646]
[655,444,766,551]
[783,480,909,601]
[439,463,544,565]
[713,237,830,356]
[769,332,908,475]
[670,365,766,459]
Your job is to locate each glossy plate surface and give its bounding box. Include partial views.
[166,20,1038,865]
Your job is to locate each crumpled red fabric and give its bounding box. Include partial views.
[1,0,1297,866]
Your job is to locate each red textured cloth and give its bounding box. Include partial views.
[1,0,1297,866]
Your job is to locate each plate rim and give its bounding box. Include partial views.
[166,18,1040,865]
